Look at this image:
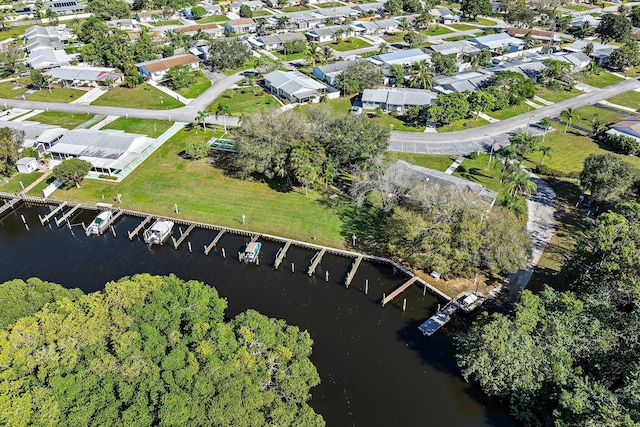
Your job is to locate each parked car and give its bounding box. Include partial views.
[348,106,362,115]
[0,109,10,117]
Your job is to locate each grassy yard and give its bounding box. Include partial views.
[574,71,624,88]
[222,60,255,76]
[563,3,593,11]
[465,17,496,25]
[252,10,272,16]
[437,117,489,132]
[40,128,348,248]
[273,51,307,61]
[328,38,372,52]
[487,103,535,121]
[382,34,404,43]
[607,91,640,110]
[298,97,353,116]
[449,23,477,31]
[101,117,174,138]
[535,86,583,103]
[0,172,43,193]
[316,1,345,7]
[152,20,183,26]
[26,88,85,103]
[196,15,228,23]
[207,88,279,116]
[573,105,629,131]
[623,66,640,78]
[452,153,511,196]
[0,79,29,98]
[176,71,211,98]
[420,26,453,36]
[374,113,424,132]
[91,84,185,109]
[282,5,310,11]
[30,111,95,129]
[0,25,33,42]
[385,152,457,172]
[442,35,473,42]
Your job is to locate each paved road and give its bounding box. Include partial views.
[389,78,640,155]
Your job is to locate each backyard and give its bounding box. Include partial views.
[30,111,95,129]
[0,172,44,193]
[207,88,279,116]
[91,84,185,109]
[487,103,535,121]
[196,15,228,23]
[385,152,456,172]
[572,104,629,132]
[0,79,32,99]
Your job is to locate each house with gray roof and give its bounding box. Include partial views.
[607,116,640,142]
[562,39,617,63]
[429,7,459,24]
[107,19,141,31]
[351,2,386,14]
[250,32,307,51]
[228,0,265,13]
[0,121,66,150]
[491,60,545,81]
[24,26,70,53]
[48,0,86,15]
[27,48,74,70]
[432,70,493,94]
[46,66,124,87]
[278,11,323,29]
[351,18,399,35]
[555,52,590,71]
[313,6,358,21]
[313,58,367,85]
[426,40,480,58]
[306,25,353,42]
[264,70,329,103]
[469,33,524,52]
[225,18,257,33]
[47,129,155,177]
[370,48,431,67]
[385,160,498,207]
[362,87,436,113]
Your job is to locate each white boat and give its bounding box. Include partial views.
[454,292,486,313]
[243,241,261,263]
[144,220,174,245]
[85,210,112,236]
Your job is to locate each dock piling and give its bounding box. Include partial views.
[325,271,329,282]
[222,248,226,258]
[403,298,407,312]
[274,241,291,269]
[345,255,363,288]
[128,215,152,240]
[173,223,195,249]
[111,226,116,237]
[205,229,226,255]
[188,242,192,252]
[291,262,295,273]
[365,279,369,294]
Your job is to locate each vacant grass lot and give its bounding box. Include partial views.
[0,172,43,193]
[30,111,95,129]
[316,1,344,7]
[438,117,490,132]
[449,23,477,31]
[442,35,473,42]
[282,5,310,11]
[252,10,272,16]
[0,24,33,42]
[91,84,185,109]
[152,20,183,26]
[487,103,535,121]
[452,153,513,196]
[574,71,624,88]
[535,86,583,103]
[196,15,227,23]
[26,88,85,102]
[102,117,174,138]
[0,79,30,98]
[328,38,372,52]
[207,88,279,116]
[466,17,496,25]
[273,51,307,61]
[374,113,424,132]
[563,3,593,11]
[41,128,348,248]
[176,71,211,98]
[607,91,640,109]
[298,97,353,116]
[421,26,453,36]
[573,105,629,131]
[385,152,456,172]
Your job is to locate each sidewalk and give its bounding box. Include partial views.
[13,109,44,121]
[599,100,638,114]
[525,99,544,109]
[70,87,108,105]
[147,80,191,105]
[444,155,465,175]
[533,96,553,106]
[477,111,499,123]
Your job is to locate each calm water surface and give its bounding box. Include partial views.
[0,204,515,426]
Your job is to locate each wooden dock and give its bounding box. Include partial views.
[172,223,196,249]
[381,277,419,306]
[204,228,226,255]
[128,215,152,240]
[307,248,326,276]
[418,301,458,336]
[0,197,21,218]
[344,255,363,288]
[274,241,291,269]
[250,234,260,243]
[39,201,67,224]
[54,204,81,227]
[100,209,123,234]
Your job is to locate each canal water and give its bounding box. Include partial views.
[0,204,515,426]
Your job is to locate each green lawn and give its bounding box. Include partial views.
[385,152,457,172]
[152,19,183,26]
[207,88,279,116]
[222,60,255,76]
[437,117,490,132]
[298,97,353,116]
[64,46,80,54]
[316,1,344,7]
[273,51,307,61]
[327,38,372,52]
[91,84,185,109]
[449,23,477,31]
[535,86,583,103]
[563,4,593,11]
[442,35,473,42]
[574,71,624,88]
[374,113,424,132]
[282,5,310,11]
[196,15,228,23]
[30,111,95,129]
[176,71,211,98]
[452,153,512,196]
[0,79,29,98]
[41,128,348,248]
[0,172,43,193]
[26,88,85,103]
[251,10,272,16]
[421,26,453,36]
[101,118,174,138]
[465,17,496,26]
[624,67,640,78]
[0,25,33,42]
[383,34,404,43]
[606,91,640,110]
[487,103,535,121]
[572,105,629,132]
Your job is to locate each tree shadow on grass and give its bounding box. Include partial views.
[454,166,490,183]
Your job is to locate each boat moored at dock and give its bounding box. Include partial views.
[243,241,261,263]
[85,211,113,236]
[144,220,174,245]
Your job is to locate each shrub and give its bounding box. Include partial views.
[98,174,118,180]
[603,133,640,155]
[468,151,479,160]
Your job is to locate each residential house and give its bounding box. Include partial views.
[350,18,399,35]
[263,69,329,103]
[562,39,617,63]
[469,33,524,52]
[264,0,297,8]
[313,58,367,85]
[0,121,67,151]
[136,53,200,81]
[47,0,86,15]
[351,2,386,15]
[225,18,257,33]
[24,26,70,53]
[175,23,224,37]
[227,0,265,12]
[46,66,124,87]
[569,15,600,28]
[369,48,431,79]
[432,70,493,94]
[555,52,591,72]
[204,4,223,15]
[16,157,38,174]
[279,11,324,29]
[47,129,156,177]
[305,0,338,4]
[430,7,459,24]
[250,32,307,51]
[107,19,141,31]
[385,160,498,207]
[13,6,36,18]
[507,28,560,45]
[607,116,640,142]
[361,87,437,113]
[491,60,545,82]
[306,25,353,42]
[313,6,359,22]
[135,10,169,24]
[426,40,480,59]
[28,48,74,70]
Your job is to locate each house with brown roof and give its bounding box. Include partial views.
[174,23,224,37]
[507,28,560,44]
[136,53,200,81]
[607,116,640,142]
[225,18,257,34]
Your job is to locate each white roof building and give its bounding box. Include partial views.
[469,33,524,51]
[264,70,328,103]
[362,87,437,113]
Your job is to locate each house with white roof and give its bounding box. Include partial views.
[426,40,480,59]
[569,15,601,28]
[265,0,297,8]
[352,2,386,14]
[263,70,329,103]
[469,33,524,52]
[369,48,431,80]
[107,19,141,31]
[227,1,265,13]
[313,58,367,85]
[555,52,591,71]
[429,7,459,24]
[175,23,224,37]
[27,48,74,70]
[313,6,359,21]
[250,32,307,51]
[361,87,437,113]
[562,39,617,63]
[351,18,399,35]
[48,0,86,15]
[24,25,70,53]
[306,25,353,42]
[432,70,493,94]
[46,66,124,87]
[0,121,67,151]
[225,18,257,33]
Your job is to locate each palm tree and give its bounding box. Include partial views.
[320,45,334,65]
[399,17,411,33]
[561,107,579,133]
[410,60,434,89]
[505,167,537,197]
[540,116,553,142]
[499,145,519,183]
[195,110,208,131]
[215,102,230,133]
[539,145,552,165]
[306,42,321,66]
[333,28,345,44]
[247,73,258,95]
[378,41,390,54]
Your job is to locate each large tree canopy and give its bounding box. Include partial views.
[0,274,324,426]
[0,127,25,177]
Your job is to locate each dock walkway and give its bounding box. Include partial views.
[307,248,326,276]
[418,301,458,336]
[382,277,419,306]
[274,241,291,269]
[54,203,80,226]
[0,196,21,217]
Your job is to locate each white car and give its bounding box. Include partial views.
[348,106,362,115]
